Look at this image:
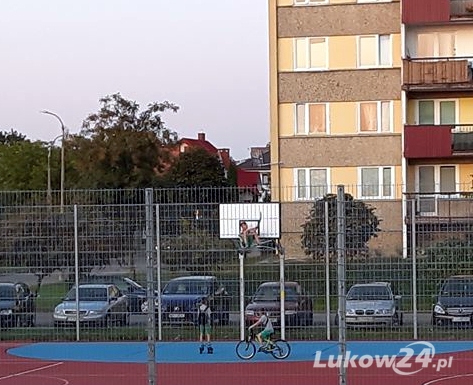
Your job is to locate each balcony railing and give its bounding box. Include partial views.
[404,124,473,158]
[403,57,473,91]
[451,0,473,18]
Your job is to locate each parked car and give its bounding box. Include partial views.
[84,274,151,313]
[53,283,129,327]
[0,282,36,328]
[342,282,403,327]
[142,275,231,325]
[245,281,313,326]
[432,275,473,327]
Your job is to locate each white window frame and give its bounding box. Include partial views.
[294,37,328,71]
[415,165,459,197]
[358,166,395,199]
[357,101,393,133]
[357,34,392,68]
[416,32,456,58]
[294,168,330,200]
[415,99,458,125]
[294,103,330,135]
[294,0,328,5]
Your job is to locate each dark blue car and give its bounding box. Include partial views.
[146,276,230,325]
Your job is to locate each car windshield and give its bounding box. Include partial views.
[65,287,108,301]
[163,280,213,295]
[441,280,473,296]
[253,285,298,301]
[347,286,392,301]
[0,286,15,299]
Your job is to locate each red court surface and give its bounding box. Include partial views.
[1,343,473,385]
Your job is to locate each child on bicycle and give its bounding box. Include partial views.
[248,309,274,351]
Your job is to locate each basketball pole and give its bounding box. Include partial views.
[239,251,245,341]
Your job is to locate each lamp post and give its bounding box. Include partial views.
[41,110,66,213]
[47,135,63,207]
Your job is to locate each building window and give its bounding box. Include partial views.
[417,33,455,58]
[417,100,456,125]
[294,0,328,4]
[358,101,392,132]
[295,37,327,70]
[295,103,329,134]
[417,165,456,194]
[359,167,393,198]
[295,168,329,200]
[358,35,391,68]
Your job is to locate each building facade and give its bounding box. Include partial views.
[269,0,473,258]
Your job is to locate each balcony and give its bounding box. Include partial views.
[403,58,473,92]
[402,0,473,24]
[404,124,473,158]
[451,0,473,18]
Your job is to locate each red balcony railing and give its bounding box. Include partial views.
[402,0,473,24]
[404,124,473,158]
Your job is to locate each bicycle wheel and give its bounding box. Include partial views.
[271,339,291,359]
[236,340,256,360]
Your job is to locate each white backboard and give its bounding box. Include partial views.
[219,203,280,239]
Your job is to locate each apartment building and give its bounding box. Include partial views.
[269,0,473,257]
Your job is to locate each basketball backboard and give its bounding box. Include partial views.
[219,203,280,239]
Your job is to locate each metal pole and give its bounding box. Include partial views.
[411,199,418,340]
[337,185,347,385]
[239,252,245,341]
[325,200,331,340]
[47,145,52,206]
[73,205,80,341]
[145,188,156,385]
[279,240,285,340]
[41,110,65,213]
[155,204,162,341]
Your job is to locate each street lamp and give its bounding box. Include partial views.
[47,135,63,207]
[41,110,66,213]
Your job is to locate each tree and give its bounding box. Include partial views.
[166,147,228,188]
[301,193,381,259]
[0,129,27,145]
[67,93,179,189]
[0,139,49,190]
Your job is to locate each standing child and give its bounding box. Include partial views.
[197,298,213,354]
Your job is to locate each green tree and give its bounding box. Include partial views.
[0,129,27,144]
[167,147,228,187]
[68,93,179,189]
[0,139,49,190]
[301,193,381,259]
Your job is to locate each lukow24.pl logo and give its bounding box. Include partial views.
[313,341,453,375]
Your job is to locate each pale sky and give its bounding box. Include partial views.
[0,0,269,160]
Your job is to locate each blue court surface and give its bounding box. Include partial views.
[8,340,473,364]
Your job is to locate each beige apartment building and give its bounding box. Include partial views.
[268,0,473,258]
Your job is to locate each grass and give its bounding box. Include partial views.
[36,282,70,312]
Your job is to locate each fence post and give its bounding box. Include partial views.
[145,188,156,385]
[325,200,331,340]
[239,252,245,341]
[155,204,162,341]
[337,185,347,385]
[411,199,418,340]
[73,205,80,342]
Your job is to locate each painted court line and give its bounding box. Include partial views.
[0,362,63,381]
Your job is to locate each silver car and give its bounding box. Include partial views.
[53,284,129,327]
[343,282,403,327]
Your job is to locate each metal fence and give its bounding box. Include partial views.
[1,186,473,384]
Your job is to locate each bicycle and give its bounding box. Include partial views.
[235,329,291,360]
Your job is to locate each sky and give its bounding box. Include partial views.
[0,0,269,161]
